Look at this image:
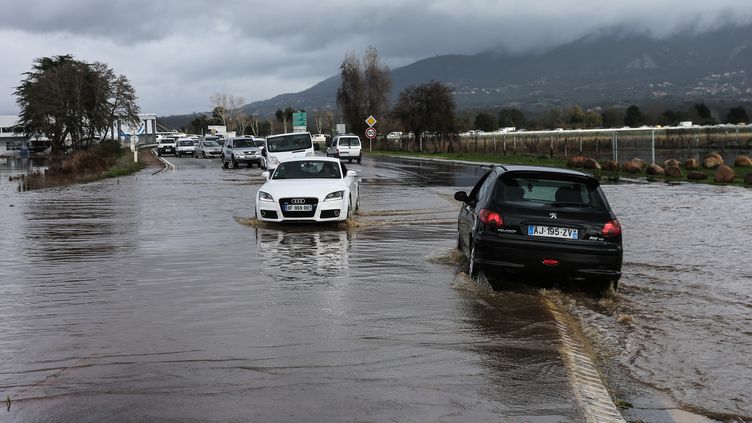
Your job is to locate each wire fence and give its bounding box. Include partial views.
[374,126,752,165]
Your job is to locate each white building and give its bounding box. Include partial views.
[0,115,26,157]
[1,114,159,157]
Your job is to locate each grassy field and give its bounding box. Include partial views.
[372,150,752,187]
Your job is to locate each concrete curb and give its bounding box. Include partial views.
[151,148,175,175]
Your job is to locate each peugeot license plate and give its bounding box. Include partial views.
[285,204,312,212]
[528,225,578,239]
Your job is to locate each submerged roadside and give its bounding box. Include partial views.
[19,144,161,190]
[372,150,752,187]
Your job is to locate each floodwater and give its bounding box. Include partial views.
[0,155,750,422]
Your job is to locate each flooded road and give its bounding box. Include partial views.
[0,155,750,422]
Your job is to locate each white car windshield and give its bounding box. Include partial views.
[203,141,219,147]
[266,133,312,152]
[272,161,341,180]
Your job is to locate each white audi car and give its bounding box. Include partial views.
[255,157,360,223]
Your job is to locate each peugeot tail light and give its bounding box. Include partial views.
[479,209,503,227]
[601,219,622,238]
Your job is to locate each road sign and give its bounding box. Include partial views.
[365,127,377,140]
[365,115,377,127]
[292,112,307,127]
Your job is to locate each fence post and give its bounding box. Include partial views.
[550,136,554,158]
[596,136,600,158]
[651,129,655,164]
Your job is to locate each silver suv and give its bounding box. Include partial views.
[157,137,176,156]
[222,137,266,169]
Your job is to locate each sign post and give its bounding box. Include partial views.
[365,115,377,152]
[130,126,138,163]
[292,112,307,133]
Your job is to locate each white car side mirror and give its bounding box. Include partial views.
[261,171,270,180]
[346,170,357,177]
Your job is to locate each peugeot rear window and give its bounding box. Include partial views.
[494,175,606,210]
[178,140,194,146]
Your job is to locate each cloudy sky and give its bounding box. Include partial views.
[1,0,751,116]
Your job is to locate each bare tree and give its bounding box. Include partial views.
[209,93,245,131]
[336,47,391,137]
[275,107,293,133]
[364,46,391,125]
[314,110,325,133]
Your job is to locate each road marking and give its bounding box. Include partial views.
[542,296,627,423]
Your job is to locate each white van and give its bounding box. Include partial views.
[263,132,315,170]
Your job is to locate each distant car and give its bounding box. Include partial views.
[326,134,362,163]
[264,132,315,171]
[386,131,403,139]
[454,165,623,295]
[157,137,177,156]
[175,138,196,157]
[222,136,266,169]
[311,133,327,145]
[195,139,222,158]
[255,157,360,223]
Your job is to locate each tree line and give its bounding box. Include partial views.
[332,48,751,138]
[191,47,750,138]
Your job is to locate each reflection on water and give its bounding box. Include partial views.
[255,226,354,281]
[22,194,124,262]
[1,156,751,421]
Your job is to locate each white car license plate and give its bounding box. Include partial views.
[528,225,578,239]
[285,204,312,212]
[340,151,350,156]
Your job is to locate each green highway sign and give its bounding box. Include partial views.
[292,112,307,127]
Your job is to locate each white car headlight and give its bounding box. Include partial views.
[305,152,315,157]
[269,156,280,165]
[259,191,274,201]
[324,190,344,201]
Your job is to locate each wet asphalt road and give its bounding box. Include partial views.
[1,154,751,422]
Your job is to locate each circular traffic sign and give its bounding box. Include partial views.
[365,127,377,139]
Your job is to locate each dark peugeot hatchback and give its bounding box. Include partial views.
[455,165,622,294]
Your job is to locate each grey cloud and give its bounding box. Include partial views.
[1,0,752,115]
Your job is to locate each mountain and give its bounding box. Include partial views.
[161,23,752,128]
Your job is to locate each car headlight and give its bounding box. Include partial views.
[324,190,344,201]
[305,152,315,157]
[269,156,279,165]
[259,191,274,201]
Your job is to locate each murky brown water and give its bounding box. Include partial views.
[1,156,750,422]
[1,157,581,422]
